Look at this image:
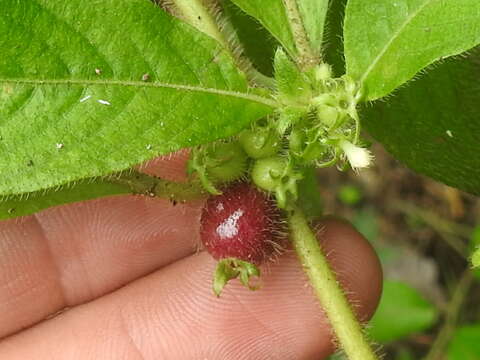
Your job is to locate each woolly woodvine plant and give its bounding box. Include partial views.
[1,0,480,359]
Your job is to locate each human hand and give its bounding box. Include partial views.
[0,151,382,359]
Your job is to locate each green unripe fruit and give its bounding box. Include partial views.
[206,142,248,183]
[251,156,287,192]
[239,129,280,159]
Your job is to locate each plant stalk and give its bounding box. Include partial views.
[288,205,378,360]
[110,170,205,202]
[282,0,319,69]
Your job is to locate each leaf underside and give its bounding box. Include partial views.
[0,0,274,197]
[344,0,480,100]
[0,179,130,220]
[363,49,480,196]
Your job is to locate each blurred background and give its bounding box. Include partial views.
[322,144,480,360]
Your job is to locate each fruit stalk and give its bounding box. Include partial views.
[288,205,378,360]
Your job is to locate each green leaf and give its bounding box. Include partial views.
[296,0,329,55]
[274,48,311,105]
[447,325,480,360]
[322,0,347,77]
[472,248,480,269]
[369,280,438,343]
[229,0,329,59]
[0,0,275,197]
[0,179,129,220]
[344,0,480,100]
[470,227,480,273]
[362,49,480,196]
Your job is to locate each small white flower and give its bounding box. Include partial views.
[339,140,374,170]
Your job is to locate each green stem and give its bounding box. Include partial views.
[288,205,378,360]
[282,0,319,70]
[111,170,205,202]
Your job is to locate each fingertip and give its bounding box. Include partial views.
[136,149,190,181]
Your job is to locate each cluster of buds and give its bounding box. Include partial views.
[274,50,374,172]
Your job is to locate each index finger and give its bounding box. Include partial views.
[0,150,203,338]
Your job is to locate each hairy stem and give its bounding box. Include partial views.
[168,0,274,89]
[282,0,319,69]
[111,170,205,202]
[288,205,378,360]
[424,269,474,360]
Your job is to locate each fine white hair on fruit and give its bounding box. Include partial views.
[446,130,453,138]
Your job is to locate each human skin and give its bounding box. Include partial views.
[0,151,382,359]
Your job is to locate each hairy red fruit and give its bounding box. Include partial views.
[200,182,286,265]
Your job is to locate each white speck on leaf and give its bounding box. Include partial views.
[79,95,91,103]
[446,130,453,138]
[95,68,102,75]
[216,209,244,238]
[98,99,111,106]
[146,144,152,150]
[56,143,64,149]
[142,73,150,81]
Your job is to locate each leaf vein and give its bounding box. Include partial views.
[0,78,277,107]
[359,0,433,84]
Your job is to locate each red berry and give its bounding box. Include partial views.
[200,182,286,265]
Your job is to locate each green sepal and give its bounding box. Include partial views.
[187,141,248,195]
[213,258,261,297]
[276,107,307,135]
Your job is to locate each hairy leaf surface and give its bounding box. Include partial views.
[363,50,480,196]
[0,0,274,197]
[344,0,480,100]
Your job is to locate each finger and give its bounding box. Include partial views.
[0,219,382,360]
[136,148,190,181]
[0,151,204,338]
